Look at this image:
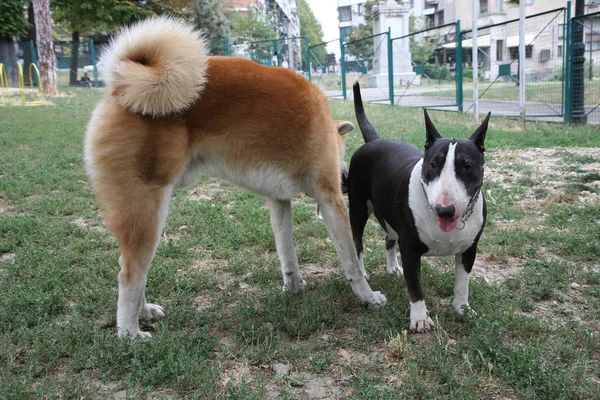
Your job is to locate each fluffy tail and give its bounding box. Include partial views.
[353,81,380,143]
[100,17,209,117]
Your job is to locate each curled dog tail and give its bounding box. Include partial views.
[100,16,209,117]
[353,81,380,143]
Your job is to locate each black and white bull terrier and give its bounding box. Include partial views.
[347,82,490,333]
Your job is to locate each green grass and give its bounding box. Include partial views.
[419,79,600,105]
[1,88,599,399]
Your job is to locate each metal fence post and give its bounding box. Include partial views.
[274,40,280,66]
[455,20,463,113]
[226,36,231,56]
[305,36,311,80]
[340,34,346,100]
[90,40,99,87]
[387,28,394,106]
[572,0,587,124]
[564,2,571,122]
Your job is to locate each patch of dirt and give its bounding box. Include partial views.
[0,252,15,264]
[427,255,524,286]
[486,148,600,211]
[302,262,340,277]
[0,198,23,215]
[73,216,108,234]
[187,181,227,202]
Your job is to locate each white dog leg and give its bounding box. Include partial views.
[453,253,471,315]
[317,194,387,306]
[116,185,172,338]
[268,199,306,293]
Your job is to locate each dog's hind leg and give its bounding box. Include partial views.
[317,189,386,306]
[268,199,306,293]
[109,185,173,338]
[348,192,370,279]
[385,238,402,276]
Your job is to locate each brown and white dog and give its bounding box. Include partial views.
[84,17,386,338]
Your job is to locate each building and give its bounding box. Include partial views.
[227,0,302,69]
[337,0,596,82]
[337,0,368,37]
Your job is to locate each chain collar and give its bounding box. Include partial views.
[420,181,481,231]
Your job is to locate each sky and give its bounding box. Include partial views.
[305,0,339,55]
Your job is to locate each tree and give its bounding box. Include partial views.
[409,15,438,65]
[344,0,377,66]
[0,0,29,86]
[229,7,277,64]
[193,0,230,56]
[32,0,58,95]
[298,0,325,71]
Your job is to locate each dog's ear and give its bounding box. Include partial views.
[424,109,441,150]
[469,112,491,153]
[335,120,355,136]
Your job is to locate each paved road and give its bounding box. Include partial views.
[324,86,599,125]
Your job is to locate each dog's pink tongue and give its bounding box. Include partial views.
[437,216,461,232]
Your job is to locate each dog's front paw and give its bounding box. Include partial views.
[118,328,153,340]
[410,317,435,333]
[140,303,165,321]
[367,291,388,307]
[387,265,403,277]
[283,279,307,294]
[409,300,434,333]
[453,303,477,318]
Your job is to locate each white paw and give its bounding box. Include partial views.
[283,279,307,294]
[140,303,165,321]
[387,265,403,277]
[453,303,477,317]
[368,291,387,307]
[363,271,370,280]
[410,317,435,333]
[409,300,433,333]
[118,328,153,340]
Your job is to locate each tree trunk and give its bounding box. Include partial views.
[0,36,19,87]
[32,0,59,96]
[69,31,80,86]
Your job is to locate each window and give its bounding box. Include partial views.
[495,0,504,13]
[357,4,362,15]
[557,45,563,57]
[340,26,352,37]
[436,11,444,26]
[339,6,351,22]
[480,0,488,15]
[496,40,503,61]
[509,45,533,60]
[558,24,565,39]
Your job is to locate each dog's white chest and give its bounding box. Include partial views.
[408,160,484,256]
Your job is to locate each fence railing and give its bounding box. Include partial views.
[1,8,598,125]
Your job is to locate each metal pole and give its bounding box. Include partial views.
[90,39,99,87]
[456,20,463,113]
[305,36,311,81]
[572,0,587,124]
[340,34,347,100]
[590,16,594,81]
[519,0,526,131]
[472,0,479,123]
[388,28,394,106]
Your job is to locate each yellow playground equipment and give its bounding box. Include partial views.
[18,63,44,106]
[0,62,44,106]
[0,63,9,106]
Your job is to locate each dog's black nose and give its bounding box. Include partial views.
[435,204,456,220]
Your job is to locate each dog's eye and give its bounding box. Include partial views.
[430,162,436,169]
[463,164,471,170]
